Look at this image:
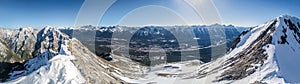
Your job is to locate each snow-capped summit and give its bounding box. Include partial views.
[2,26,147,83]
[196,15,300,83]
[4,26,75,81]
[269,15,300,83]
[0,27,38,63]
[7,40,86,84]
[0,26,69,63]
[273,14,300,50]
[32,26,70,56]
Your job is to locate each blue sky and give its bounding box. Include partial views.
[0,0,300,28]
[0,0,83,28]
[213,0,300,26]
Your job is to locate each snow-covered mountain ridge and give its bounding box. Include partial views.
[0,15,299,84]
[108,15,300,84]
[1,26,147,83]
[189,15,300,83]
[6,40,85,84]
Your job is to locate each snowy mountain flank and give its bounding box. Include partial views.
[99,15,300,84]
[0,27,147,84]
[0,15,299,84]
[185,15,300,83]
[225,15,300,83]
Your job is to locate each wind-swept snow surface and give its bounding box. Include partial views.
[271,15,300,83]
[216,15,300,83]
[5,40,85,84]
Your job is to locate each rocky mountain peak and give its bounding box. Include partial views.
[18,27,34,32]
[0,27,38,63]
[216,15,300,83]
[274,15,300,44]
[32,26,70,56]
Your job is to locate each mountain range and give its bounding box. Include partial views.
[0,15,299,84]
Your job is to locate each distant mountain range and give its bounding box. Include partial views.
[60,24,244,65]
[0,15,299,84]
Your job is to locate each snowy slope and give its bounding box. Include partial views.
[214,15,300,83]
[1,26,148,84]
[106,15,300,84]
[271,15,300,83]
[5,40,85,84]
[0,27,86,84]
[234,15,300,83]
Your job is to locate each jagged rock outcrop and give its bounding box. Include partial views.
[0,27,37,63]
[31,26,70,57]
[0,27,74,82]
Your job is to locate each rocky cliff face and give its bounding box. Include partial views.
[31,26,70,57]
[0,27,37,63]
[0,26,70,64]
[0,27,72,82]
